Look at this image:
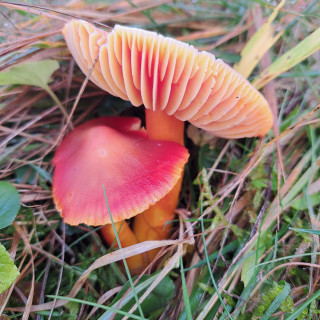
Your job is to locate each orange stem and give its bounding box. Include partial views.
[101,110,185,272]
[133,109,185,262]
[101,221,147,274]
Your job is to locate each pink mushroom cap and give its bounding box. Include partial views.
[53,117,189,225]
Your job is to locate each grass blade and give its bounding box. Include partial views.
[180,256,192,320]
[46,295,147,320]
[197,195,233,320]
[234,0,285,78]
[99,274,158,320]
[290,227,320,236]
[260,282,290,320]
[284,289,320,320]
[253,27,320,89]
[103,185,145,320]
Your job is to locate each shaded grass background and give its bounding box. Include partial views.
[0,0,319,319]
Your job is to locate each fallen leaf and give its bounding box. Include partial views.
[0,244,20,294]
[0,59,59,90]
[0,181,20,230]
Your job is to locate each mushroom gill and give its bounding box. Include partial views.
[63,20,273,139]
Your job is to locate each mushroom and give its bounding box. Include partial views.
[62,20,273,262]
[53,116,189,272]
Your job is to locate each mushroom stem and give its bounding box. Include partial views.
[133,109,185,262]
[144,109,185,145]
[101,222,147,274]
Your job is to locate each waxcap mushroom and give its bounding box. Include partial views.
[63,20,273,139]
[53,117,189,226]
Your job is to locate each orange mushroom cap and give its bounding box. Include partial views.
[63,20,273,139]
[53,117,189,226]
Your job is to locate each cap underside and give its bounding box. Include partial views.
[63,20,273,139]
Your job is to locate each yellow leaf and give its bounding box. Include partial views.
[234,0,286,78]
